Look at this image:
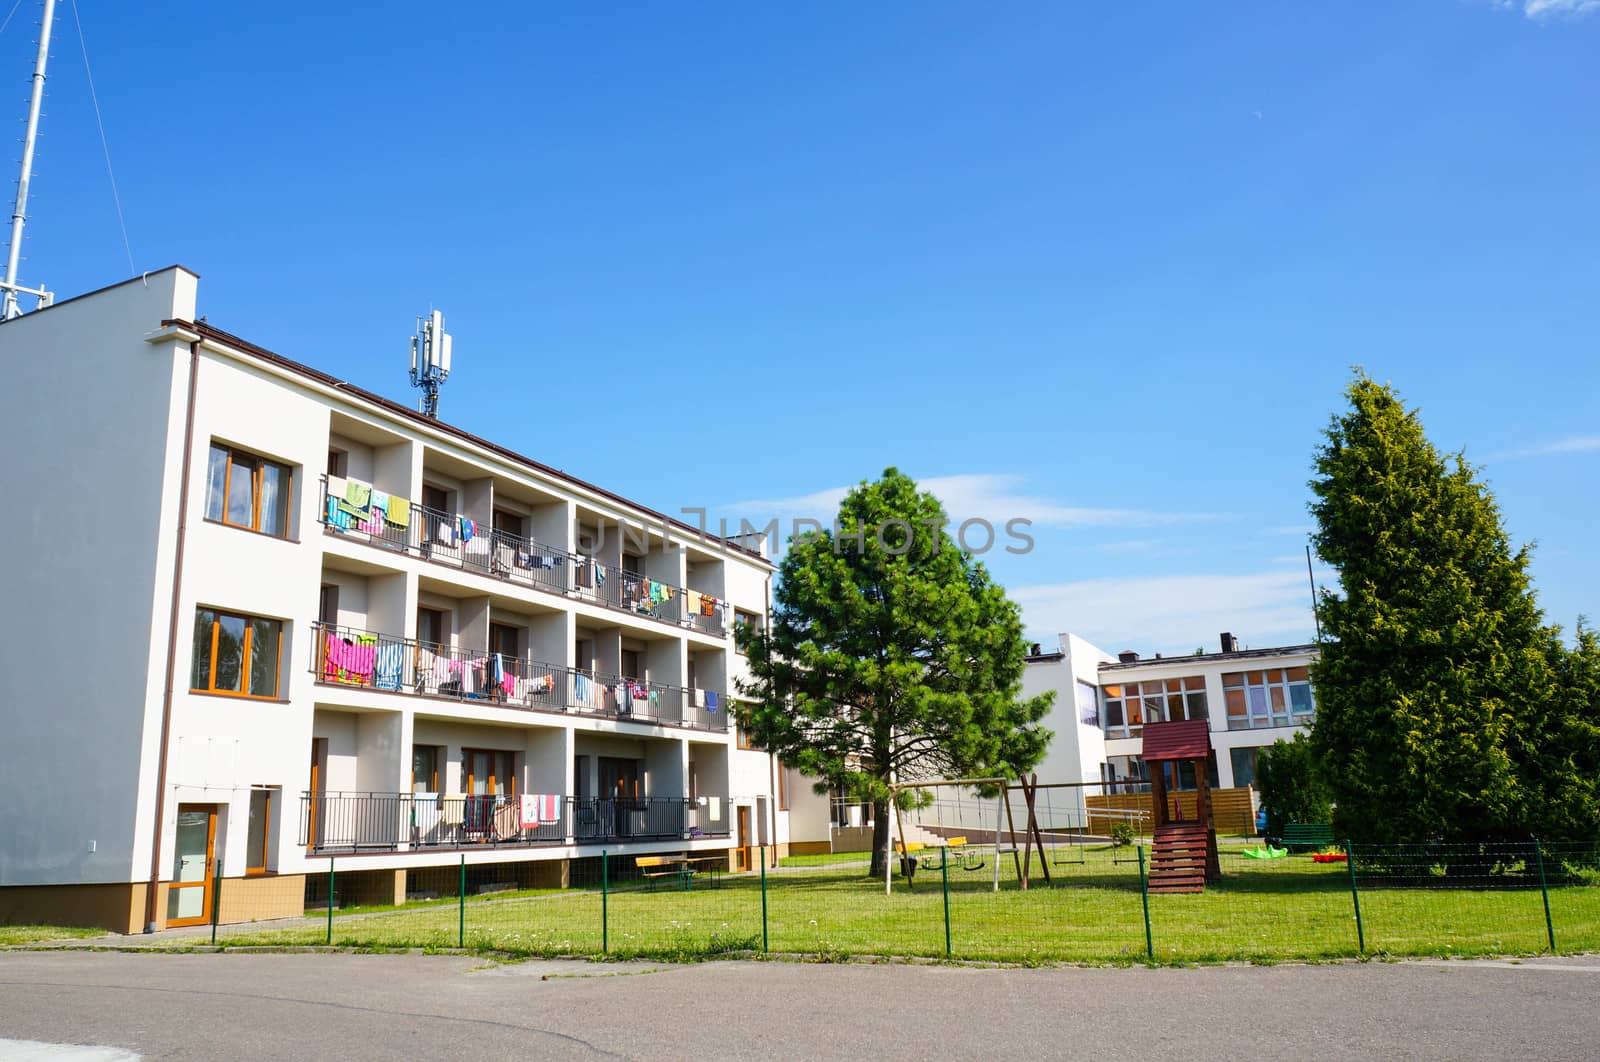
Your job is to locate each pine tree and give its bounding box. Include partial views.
[1308,372,1580,843]
[736,468,1052,877]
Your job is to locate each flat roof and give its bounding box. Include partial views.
[1098,643,1317,672]
[172,317,774,569]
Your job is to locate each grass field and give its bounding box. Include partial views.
[189,843,1600,964]
[0,926,106,945]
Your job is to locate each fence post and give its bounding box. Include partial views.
[210,858,223,947]
[1136,844,1153,961]
[601,850,609,954]
[1535,839,1556,952]
[941,845,951,958]
[1345,839,1365,954]
[760,846,769,953]
[326,855,335,946]
[458,854,466,949]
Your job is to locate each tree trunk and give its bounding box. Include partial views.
[868,797,892,879]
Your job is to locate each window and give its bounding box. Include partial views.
[246,788,277,874]
[206,443,292,537]
[738,725,758,751]
[777,764,790,811]
[492,509,524,538]
[191,608,283,698]
[621,649,643,680]
[412,746,439,793]
[462,748,516,796]
[1075,681,1099,727]
[734,609,762,654]
[489,622,520,661]
[1222,667,1315,730]
[1230,746,1259,789]
[326,449,347,478]
[318,585,339,626]
[417,608,447,649]
[1101,676,1208,739]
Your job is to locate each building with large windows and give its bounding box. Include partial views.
[0,267,788,932]
[1019,631,1319,830]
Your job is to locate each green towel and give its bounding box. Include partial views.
[386,495,410,529]
[345,479,372,509]
[338,499,368,520]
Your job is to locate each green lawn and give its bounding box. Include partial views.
[194,843,1600,964]
[778,851,873,868]
[0,925,107,945]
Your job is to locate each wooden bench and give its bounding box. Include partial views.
[636,855,690,891]
[1281,822,1335,853]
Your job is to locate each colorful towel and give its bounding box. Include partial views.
[344,479,372,509]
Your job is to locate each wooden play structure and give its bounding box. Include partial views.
[1141,719,1221,893]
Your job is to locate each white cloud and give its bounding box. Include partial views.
[1497,0,1600,19]
[1488,434,1600,460]
[1012,568,1328,656]
[727,473,1220,532]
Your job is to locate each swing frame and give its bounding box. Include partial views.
[885,777,1008,895]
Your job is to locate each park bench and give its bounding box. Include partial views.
[1281,822,1335,853]
[636,855,690,891]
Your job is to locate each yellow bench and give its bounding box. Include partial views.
[636,855,690,891]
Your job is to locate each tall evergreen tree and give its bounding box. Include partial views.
[736,468,1052,877]
[1308,372,1582,843]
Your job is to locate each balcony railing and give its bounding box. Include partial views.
[299,791,730,853]
[319,477,728,635]
[311,622,733,732]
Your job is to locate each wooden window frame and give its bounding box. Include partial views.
[777,762,790,811]
[733,609,762,656]
[462,747,517,797]
[412,745,440,793]
[208,443,294,538]
[191,607,284,700]
[245,788,274,876]
[737,725,757,752]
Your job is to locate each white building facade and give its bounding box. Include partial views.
[0,267,787,932]
[1024,631,1319,795]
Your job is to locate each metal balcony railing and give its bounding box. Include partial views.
[299,792,730,853]
[311,622,733,732]
[319,477,729,635]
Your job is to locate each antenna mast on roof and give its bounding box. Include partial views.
[408,309,452,418]
[2,0,58,319]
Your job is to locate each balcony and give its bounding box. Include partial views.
[311,622,733,733]
[299,792,729,853]
[319,477,727,636]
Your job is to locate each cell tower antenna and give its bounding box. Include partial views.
[408,309,452,418]
[2,0,59,320]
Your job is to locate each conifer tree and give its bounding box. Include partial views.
[736,468,1051,877]
[1308,372,1580,842]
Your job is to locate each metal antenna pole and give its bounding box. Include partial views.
[3,0,57,320]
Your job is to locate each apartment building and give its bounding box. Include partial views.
[1018,632,1318,826]
[0,267,786,932]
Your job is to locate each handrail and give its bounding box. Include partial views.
[310,621,732,731]
[319,476,728,634]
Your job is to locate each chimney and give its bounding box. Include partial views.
[1029,642,1041,657]
[1117,650,1139,664]
[1220,632,1239,653]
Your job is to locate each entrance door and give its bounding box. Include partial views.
[736,805,752,872]
[166,805,217,927]
[306,738,328,851]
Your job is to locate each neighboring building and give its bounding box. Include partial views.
[1017,631,1319,831]
[0,267,787,932]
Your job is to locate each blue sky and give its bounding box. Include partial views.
[9,0,1598,653]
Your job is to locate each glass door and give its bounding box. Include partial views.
[166,805,217,927]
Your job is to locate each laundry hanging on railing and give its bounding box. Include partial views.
[323,631,377,683]
[374,641,405,691]
[413,794,441,834]
[519,793,562,829]
[704,690,718,711]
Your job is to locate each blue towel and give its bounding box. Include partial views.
[705,690,718,711]
[374,642,404,691]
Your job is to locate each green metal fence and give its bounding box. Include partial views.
[204,839,1600,964]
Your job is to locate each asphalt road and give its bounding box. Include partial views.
[1,951,1597,1061]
